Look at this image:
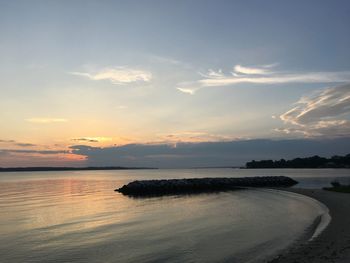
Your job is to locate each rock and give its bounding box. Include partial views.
[115,176,298,197]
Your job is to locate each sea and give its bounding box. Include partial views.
[0,169,349,263]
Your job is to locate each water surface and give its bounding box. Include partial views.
[0,169,345,263]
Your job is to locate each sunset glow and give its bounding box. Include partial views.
[1,1,350,167]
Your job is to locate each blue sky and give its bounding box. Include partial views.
[1,0,350,167]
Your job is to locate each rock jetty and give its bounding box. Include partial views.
[116,176,298,196]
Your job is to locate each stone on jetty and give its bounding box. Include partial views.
[115,176,298,196]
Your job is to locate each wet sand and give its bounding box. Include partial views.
[269,188,350,263]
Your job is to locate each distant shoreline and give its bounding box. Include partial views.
[2,167,349,172]
[245,154,350,169]
[242,167,350,169]
[0,166,158,172]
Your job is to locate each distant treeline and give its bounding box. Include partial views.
[246,154,350,168]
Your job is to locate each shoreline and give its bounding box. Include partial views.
[268,188,350,263]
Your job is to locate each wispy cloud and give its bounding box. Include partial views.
[0,149,68,155]
[26,118,68,124]
[0,140,15,143]
[177,64,350,94]
[15,143,37,147]
[0,140,36,147]
[156,131,236,143]
[201,72,350,87]
[199,69,225,79]
[70,66,152,85]
[277,84,350,137]
[176,86,200,95]
[233,65,273,75]
[72,138,99,143]
[71,137,112,143]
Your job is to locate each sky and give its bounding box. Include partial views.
[1,0,350,167]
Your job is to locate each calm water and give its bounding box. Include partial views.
[0,169,348,263]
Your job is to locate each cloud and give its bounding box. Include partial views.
[69,137,350,168]
[0,140,37,147]
[156,131,235,143]
[15,143,37,147]
[200,71,350,87]
[0,149,68,155]
[0,149,83,167]
[176,86,199,95]
[199,69,225,79]
[233,65,273,75]
[277,84,350,137]
[70,67,152,85]
[0,140,15,143]
[26,118,67,124]
[177,64,350,94]
[71,137,112,143]
[72,138,99,143]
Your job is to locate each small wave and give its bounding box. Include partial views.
[308,200,331,241]
[260,189,331,241]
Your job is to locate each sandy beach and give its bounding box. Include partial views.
[269,188,350,263]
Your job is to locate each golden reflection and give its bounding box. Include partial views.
[0,179,136,234]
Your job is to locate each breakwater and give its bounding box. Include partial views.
[116,176,298,196]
